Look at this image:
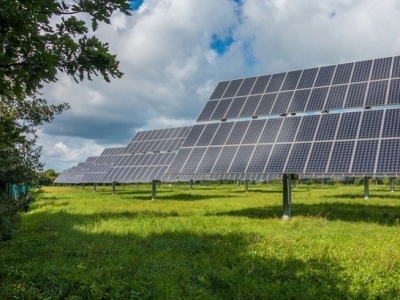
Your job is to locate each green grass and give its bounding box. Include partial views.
[1,183,400,299]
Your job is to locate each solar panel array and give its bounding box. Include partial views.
[198,56,400,121]
[164,55,400,180]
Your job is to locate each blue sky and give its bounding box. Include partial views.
[39,0,400,171]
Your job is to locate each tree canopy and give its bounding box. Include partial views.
[0,0,132,189]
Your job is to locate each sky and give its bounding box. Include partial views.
[39,0,400,172]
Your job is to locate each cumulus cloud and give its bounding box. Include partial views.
[38,0,400,171]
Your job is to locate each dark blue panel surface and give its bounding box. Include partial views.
[288,89,311,112]
[327,141,355,173]
[226,121,250,145]
[251,75,271,94]
[276,117,301,142]
[241,119,266,144]
[266,72,286,92]
[239,95,261,117]
[166,148,192,174]
[197,147,222,173]
[281,70,302,91]
[259,118,283,143]
[351,60,372,83]
[210,81,229,99]
[315,114,340,141]
[387,79,400,104]
[297,68,318,88]
[224,97,247,119]
[371,57,392,80]
[180,148,207,174]
[265,144,291,172]
[344,83,367,108]
[212,146,238,173]
[306,87,329,111]
[324,85,347,110]
[332,63,353,85]
[197,100,218,121]
[376,139,400,173]
[351,140,378,173]
[336,112,361,140]
[365,80,388,106]
[236,77,257,96]
[182,125,205,147]
[358,110,383,139]
[254,93,277,116]
[196,123,220,146]
[391,56,400,78]
[296,115,320,142]
[229,145,255,172]
[210,122,234,145]
[315,65,335,87]
[306,142,332,173]
[270,91,294,115]
[223,79,243,98]
[285,143,311,173]
[211,99,233,120]
[382,109,400,138]
[246,144,273,173]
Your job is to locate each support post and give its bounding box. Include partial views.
[364,177,369,200]
[283,174,292,220]
[94,183,97,192]
[245,180,249,193]
[82,184,85,190]
[390,177,395,192]
[189,180,193,190]
[112,182,116,194]
[152,180,157,200]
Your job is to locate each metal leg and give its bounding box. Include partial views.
[189,180,193,190]
[112,182,116,194]
[390,177,395,192]
[245,180,249,193]
[152,180,157,200]
[283,174,292,220]
[364,177,369,200]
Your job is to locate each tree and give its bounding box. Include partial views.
[0,0,133,240]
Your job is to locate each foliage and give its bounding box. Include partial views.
[40,169,59,185]
[1,184,400,298]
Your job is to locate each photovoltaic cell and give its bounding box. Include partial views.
[258,118,283,143]
[266,72,286,92]
[332,63,353,85]
[281,70,301,91]
[297,68,318,89]
[285,143,311,173]
[365,80,388,106]
[358,110,383,139]
[265,143,291,172]
[387,79,400,104]
[196,147,221,173]
[371,57,392,80]
[376,139,400,173]
[296,115,320,142]
[305,142,332,173]
[327,141,354,173]
[226,121,250,145]
[196,123,219,146]
[270,91,294,115]
[336,112,361,140]
[180,148,207,174]
[351,60,372,83]
[224,97,247,119]
[343,83,367,108]
[246,144,273,173]
[276,117,301,143]
[382,109,400,138]
[315,114,340,141]
[305,87,328,111]
[315,65,335,87]
[351,140,378,173]
[223,79,243,98]
[324,85,347,110]
[241,119,266,144]
[255,93,277,116]
[212,146,238,173]
[211,99,233,120]
[288,89,311,112]
[166,148,192,174]
[229,145,254,172]
[209,81,229,99]
[239,95,261,117]
[182,125,205,147]
[210,122,234,145]
[197,100,219,122]
[391,56,400,78]
[236,77,257,96]
[250,75,271,95]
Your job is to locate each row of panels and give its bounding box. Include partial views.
[208,56,400,100]
[128,126,191,142]
[198,78,400,121]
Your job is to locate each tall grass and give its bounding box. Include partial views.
[1,182,400,299]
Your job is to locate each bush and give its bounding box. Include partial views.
[0,193,31,241]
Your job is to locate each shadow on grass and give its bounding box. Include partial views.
[326,193,400,200]
[215,202,400,225]
[0,211,367,300]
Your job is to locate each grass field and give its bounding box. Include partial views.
[1,182,400,299]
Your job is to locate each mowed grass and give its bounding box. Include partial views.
[1,182,400,299]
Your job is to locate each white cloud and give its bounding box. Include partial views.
[39,0,400,171]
